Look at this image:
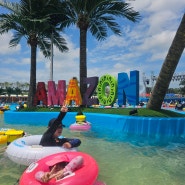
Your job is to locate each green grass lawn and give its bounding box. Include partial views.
[20,107,185,118]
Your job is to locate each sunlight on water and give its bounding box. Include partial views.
[0,113,185,185]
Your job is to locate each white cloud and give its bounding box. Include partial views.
[0,67,29,82]
[128,0,185,14]
[147,0,185,13]
[36,34,80,83]
[95,35,128,50]
[0,32,20,55]
[0,0,185,90]
[138,30,176,60]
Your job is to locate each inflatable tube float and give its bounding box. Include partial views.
[5,135,77,166]
[70,122,91,131]
[19,151,99,185]
[70,115,91,131]
[0,135,7,144]
[168,104,176,108]
[0,128,17,135]
[0,128,24,145]
[0,105,10,112]
[75,115,86,122]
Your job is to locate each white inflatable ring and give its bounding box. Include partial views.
[5,135,77,166]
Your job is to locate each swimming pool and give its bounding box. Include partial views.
[1,111,185,185]
[4,110,185,145]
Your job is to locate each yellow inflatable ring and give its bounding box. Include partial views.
[5,130,24,144]
[97,74,117,105]
[0,135,8,144]
[0,128,24,145]
[0,128,15,135]
[76,115,86,122]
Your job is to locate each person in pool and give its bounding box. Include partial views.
[35,155,84,182]
[39,102,81,148]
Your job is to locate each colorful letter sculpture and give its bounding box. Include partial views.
[33,70,140,107]
[97,74,117,106]
[47,80,66,106]
[117,70,139,106]
[83,77,99,106]
[65,77,82,106]
[33,82,47,106]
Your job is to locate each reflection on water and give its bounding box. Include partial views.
[0,114,185,185]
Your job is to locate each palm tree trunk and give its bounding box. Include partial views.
[50,31,54,81]
[79,28,87,103]
[147,14,185,110]
[28,44,37,108]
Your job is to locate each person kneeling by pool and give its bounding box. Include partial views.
[35,155,84,182]
[39,103,81,148]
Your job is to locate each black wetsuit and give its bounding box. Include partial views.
[39,111,81,147]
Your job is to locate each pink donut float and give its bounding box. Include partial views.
[69,122,91,131]
[20,152,99,185]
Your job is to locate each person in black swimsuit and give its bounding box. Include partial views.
[39,104,81,148]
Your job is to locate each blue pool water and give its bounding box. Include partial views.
[4,109,185,145]
[1,109,185,185]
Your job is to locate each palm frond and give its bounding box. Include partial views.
[38,31,68,58]
[89,20,108,41]
[52,31,68,53]
[90,1,140,21]
[99,16,121,35]
[38,37,51,58]
[0,1,21,14]
[9,31,23,47]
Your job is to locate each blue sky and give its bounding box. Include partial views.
[0,0,185,93]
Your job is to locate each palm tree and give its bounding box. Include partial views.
[14,87,22,100]
[59,0,140,104]
[0,87,4,95]
[0,0,68,107]
[147,14,185,110]
[4,82,11,89]
[5,87,14,102]
[179,80,185,95]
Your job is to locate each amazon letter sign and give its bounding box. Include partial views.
[34,70,139,107]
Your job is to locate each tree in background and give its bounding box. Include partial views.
[60,0,140,104]
[147,14,185,110]
[14,87,22,100]
[5,87,14,102]
[0,0,68,107]
[0,88,4,95]
[179,80,185,95]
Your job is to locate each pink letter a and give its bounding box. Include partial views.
[47,80,66,106]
